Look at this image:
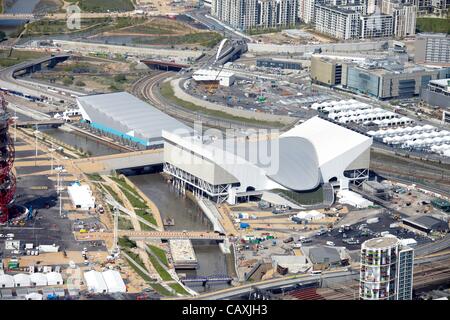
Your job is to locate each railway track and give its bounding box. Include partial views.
[130,72,283,131]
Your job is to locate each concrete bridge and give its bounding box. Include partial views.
[11,54,70,77]
[0,14,35,21]
[73,148,164,174]
[119,230,226,241]
[16,119,65,128]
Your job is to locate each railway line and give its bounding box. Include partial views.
[131,71,278,130]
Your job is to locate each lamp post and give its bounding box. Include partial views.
[34,126,39,167]
[48,142,55,173]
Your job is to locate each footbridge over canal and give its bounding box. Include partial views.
[73,148,164,174]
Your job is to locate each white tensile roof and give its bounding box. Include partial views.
[281,116,371,167]
[46,272,63,285]
[0,274,14,288]
[102,270,126,293]
[84,270,108,294]
[13,273,31,287]
[30,273,48,286]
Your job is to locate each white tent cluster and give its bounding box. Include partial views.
[312,99,413,126]
[368,125,450,157]
[0,272,63,288]
[84,270,126,294]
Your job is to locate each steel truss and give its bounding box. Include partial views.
[163,163,231,203]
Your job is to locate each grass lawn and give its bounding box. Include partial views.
[102,184,124,206]
[416,18,450,34]
[0,49,47,67]
[111,176,157,226]
[148,282,173,296]
[147,244,169,267]
[86,173,103,182]
[118,236,136,249]
[169,283,190,295]
[159,81,285,128]
[147,253,172,281]
[133,32,224,48]
[71,0,134,12]
[118,216,134,230]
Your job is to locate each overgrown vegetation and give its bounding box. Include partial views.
[0,49,47,67]
[133,32,224,48]
[160,81,285,128]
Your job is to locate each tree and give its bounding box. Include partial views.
[114,74,126,83]
[0,31,6,41]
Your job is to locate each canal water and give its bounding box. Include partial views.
[41,127,121,157]
[128,173,231,292]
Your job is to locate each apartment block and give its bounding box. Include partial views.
[314,4,361,39]
[211,0,297,30]
[415,33,450,64]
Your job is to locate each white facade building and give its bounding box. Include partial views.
[192,69,236,86]
[163,116,372,204]
[211,0,297,30]
[314,4,361,39]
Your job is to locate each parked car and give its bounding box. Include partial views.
[326,241,335,246]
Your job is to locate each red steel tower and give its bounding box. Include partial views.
[0,94,16,224]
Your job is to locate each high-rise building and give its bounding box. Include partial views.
[211,0,297,30]
[298,0,322,23]
[415,33,450,64]
[360,236,414,300]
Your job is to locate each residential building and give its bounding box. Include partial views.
[314,4,361,39]
[421,78,450,110]
[360,236,414,300]
[360,13,394,39]
[211,0,297,30]
[298,0,321,23]
[381,0,417,37]
[415,33,450,65]
[311,55,343,85]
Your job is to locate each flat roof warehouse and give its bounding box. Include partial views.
[77,92,192,148]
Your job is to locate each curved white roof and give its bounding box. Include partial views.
[13,273,31,287]
[0,274,14,288]
[84,270,108,294]
[30,273,48,286]
[46,272,63,285]
[102,270,126,293]
[268,136,320,190]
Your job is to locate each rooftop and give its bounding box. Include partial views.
[308,246,341,264]
[363,236,399,249]
[77,92,192,146]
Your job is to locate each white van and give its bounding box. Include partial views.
[326,241,335,246]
